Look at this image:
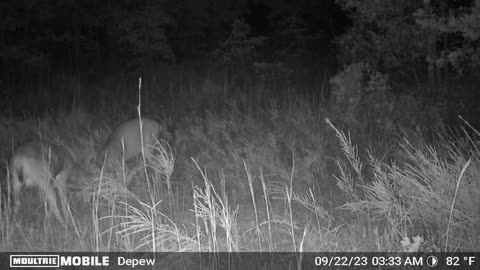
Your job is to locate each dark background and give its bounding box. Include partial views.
[1,0,480,253]
[0,0,479,125]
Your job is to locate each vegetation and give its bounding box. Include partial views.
[0,0,479,253]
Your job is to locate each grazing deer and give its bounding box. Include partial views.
[97,118,162,168]
[8,141,75,223]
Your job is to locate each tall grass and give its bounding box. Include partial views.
[327,118,480,251]
[0,66,478,252]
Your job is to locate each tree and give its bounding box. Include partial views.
[415,0,480,78]
[336,0,479,90]
[335,0,427,82]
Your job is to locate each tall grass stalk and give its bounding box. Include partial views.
[259,169,273,251]
[192,158,239,251]
[245,160,261,251]
[445,156,472,252]
[136,77,158,252]
[287,156,296,252]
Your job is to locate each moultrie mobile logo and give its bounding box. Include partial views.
[10,255,59,268]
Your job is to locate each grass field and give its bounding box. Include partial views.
[0,66,479,252]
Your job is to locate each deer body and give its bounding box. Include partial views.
[97,118,162,166]
[9,141,74,222]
